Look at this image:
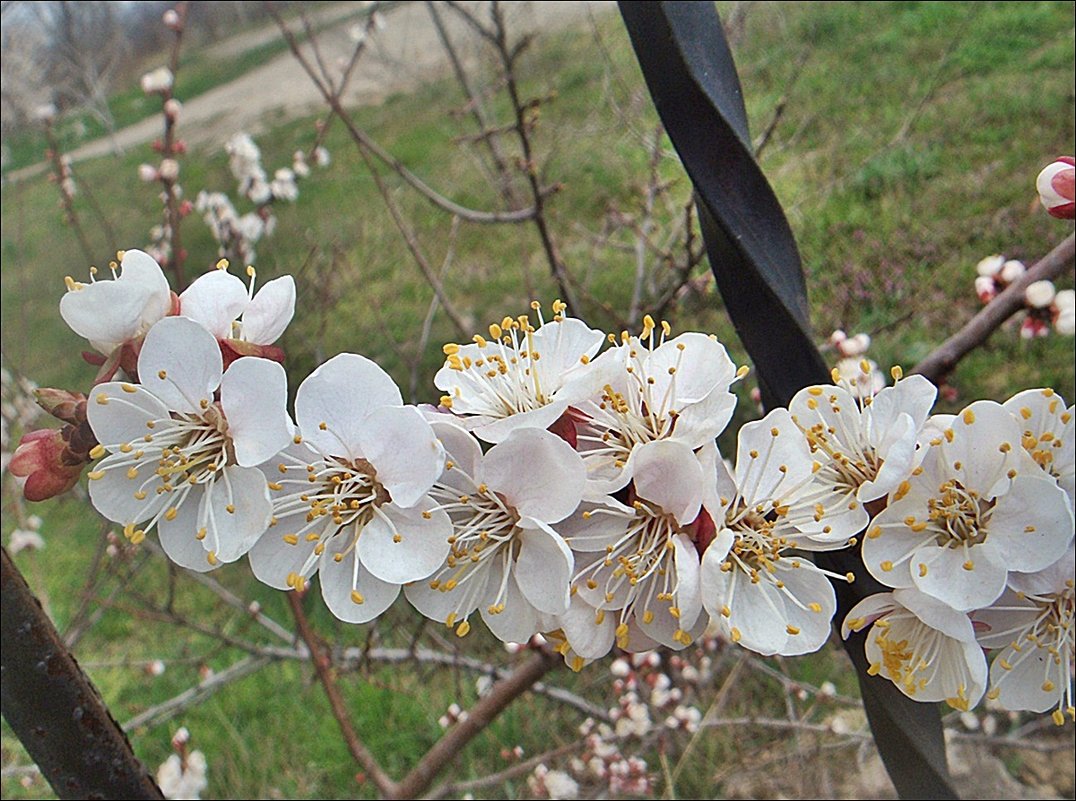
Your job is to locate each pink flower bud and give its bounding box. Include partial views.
[999,259,1026,285]
[163,98,182,120]
[162,9,181,30]
[974,275,998,304]
[138,163,159,182]
[9,429,84,502]
[1036,157,1075,219]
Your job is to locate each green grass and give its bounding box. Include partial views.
[2,1,1074,798]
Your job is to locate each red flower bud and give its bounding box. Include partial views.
[9,429,85,501]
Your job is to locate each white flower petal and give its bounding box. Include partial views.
[941,400,1022,497]
[735,408,813,505]
[429,418,483,493]
[241,275,294,344]
[987,474,1074,572]
[559,500,633,551]
[356,406,444,508]
[295,353,402,457]
[772,560,836,656]
[60,281,154,352]
[319,539,400,624]
[179,269,249,339]
[157,484,216,572]
[632,440,703,525]
[247,516,329,590]
[220,357,294,467]
[912,542,1007,612]
[481,428,585,523]
[120,249,171,327]
[643,332,736,406]
[87,383,171,448]
[88,454,169,525]
[670,533,703,629]
[357,501,452,584]
[557,594,616,660]
[513,520,573,616]
[472,400,568,444]
[481,568,540,644]
[138,317,223,414]
[202,466,272,563]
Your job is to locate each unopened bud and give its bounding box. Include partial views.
[9,429,85,501]
[34,388,86,424]
[140,66,174,95]
[1036,157,1075,219]
[138,163,159,182]
[1025,279,1056,309]
[999,259,1026,285]
[158,159,180,181]
[162,8,181,30]
[163,98,182,120]
[1053,289,1075,335]
[974,275,998,304]
[975,254,1005,278]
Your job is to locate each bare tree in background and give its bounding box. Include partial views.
[33,1,128,152]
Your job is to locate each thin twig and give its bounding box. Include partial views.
[487,1,579,314]
[121,655,272,733]
[266,4,541,226]
[287,592,399,798]
[912,234,1076,383]
[392,648,561,799]
[426,0,520,208]
[410,215,461,403]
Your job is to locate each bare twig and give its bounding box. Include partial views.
[487,1,579,314]
[392,648,561,799]
[266,4,541,226]
[42,118,95,263]
[410,215,461,403]
[423,739,583,800]
[912,234,1076,383]
[426,0,520,208]
[121,654,272,733]
[287,591,398,798]
[157,1,189,289]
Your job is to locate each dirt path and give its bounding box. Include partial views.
[7,1,615,182]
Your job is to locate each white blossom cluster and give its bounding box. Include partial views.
[974,254,1075,337]
[192,133,327,266]
[50,248,1075,728]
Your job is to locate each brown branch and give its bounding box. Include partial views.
[1,548,164,799]
[286,591,398,798]
[392,648,561,799]
[911,234,1076,383]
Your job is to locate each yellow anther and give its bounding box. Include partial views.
[206,551,218,566]
[351,590,365,605]
[456,620,471,637]
[890,365,903,380]
[962,409,976,425]
[87,470,105,480]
